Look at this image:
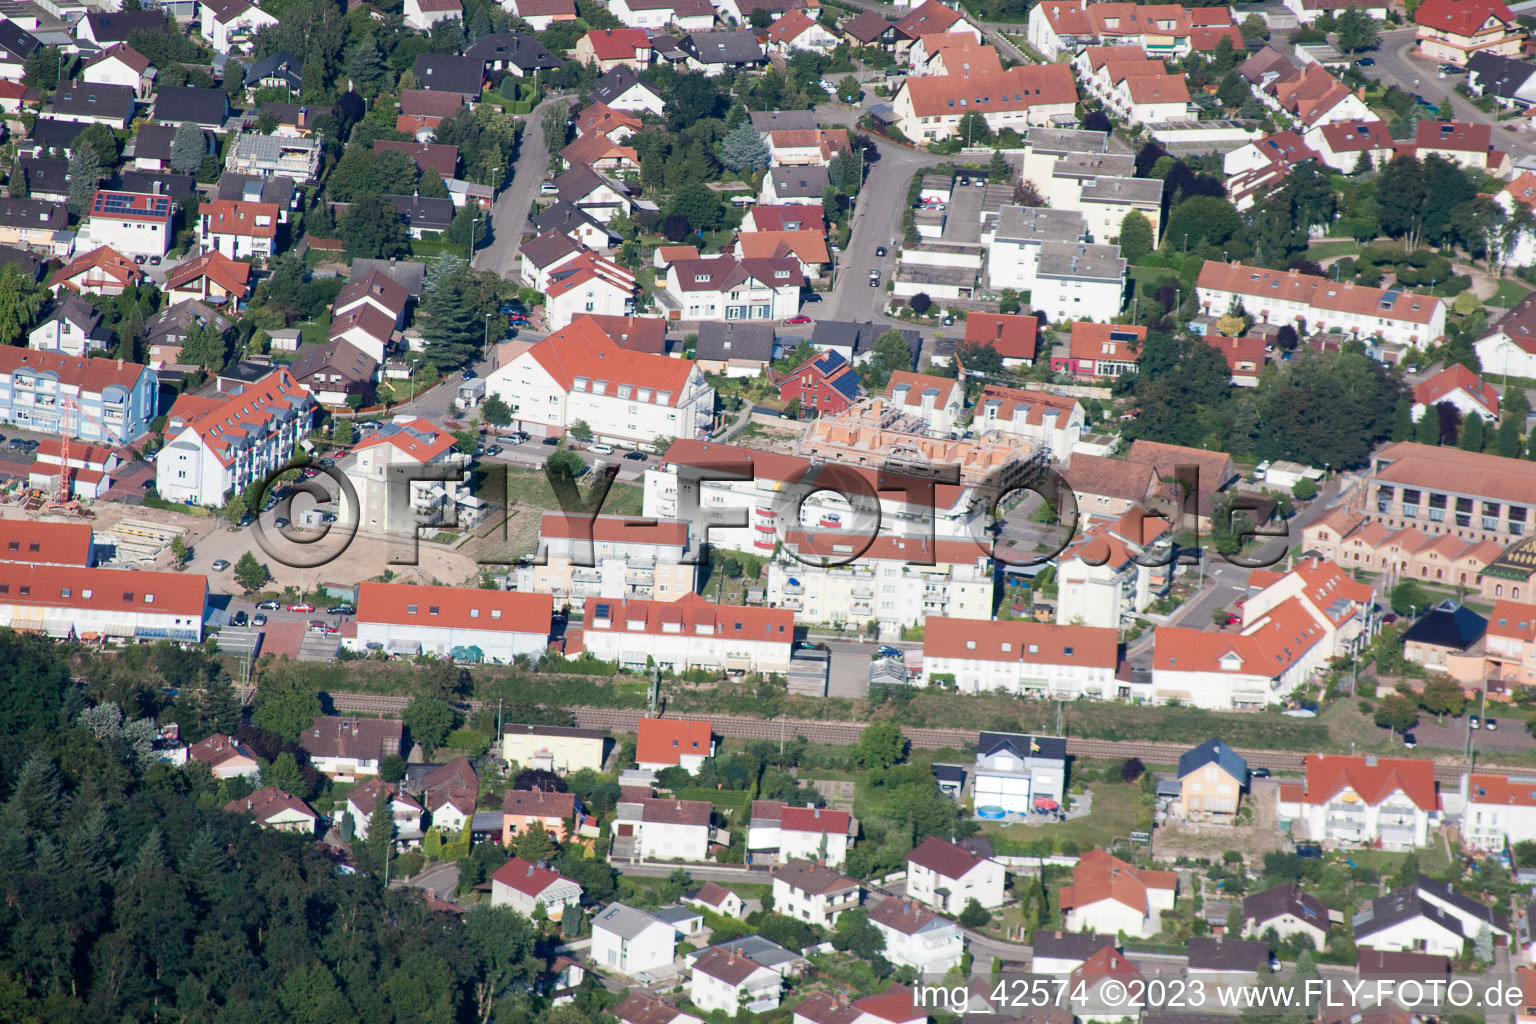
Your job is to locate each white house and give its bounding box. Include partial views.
[544,252,640,330]
[1031,931,1118,975]
[1462,772,1536,852]
[866,898,964,974]
[81,44,155,96]
[612,796,712,861]
[922,618,1125,699]
[1032,242,1126,326]
[187,733,261,778]
[300,716,404,781]
[1276,754,1438,849]
[577,594,793,675]
[1413,874,1511,940]
[517,512,698,611]
[1055,511,1170,629]
[200,0,278,53]
[884,371,962,436]
[762,10,841,55]
[28,297,109,356]
[1476,301,1536,378]
[1352,890,1468,957]
[156,367,313,506]
[198,200,279,260]
[636,717,716,773]
[691,946,781,1014]
[906,836,1006,913]
[663,254,803,322]
[490,857,584,918]
[340,418,470,538]
[607,0,714,31]
[772,860,860,929]
[404,0,464,31]
[592,903,677,976]
[1411,362,1500,423]
[79,190,171,259]
[353,582,552,662]
[1060,849,1178,939]
[347,778,425,845]
[486,316,714,446]
[747,801,859,867]
[615,994,702,1024]
[224,787,318,833]
[1242,884,1331,950]
[972,732,1068,817]
[974,384,1084,457]
[0,564,205,642]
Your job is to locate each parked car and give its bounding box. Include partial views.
[232,611,248,626]
[1354,56,1375,65]
[876,644,902,658]
[1471,715,1482,729]
[252,614,268,627]
[463,368,476,380]
[287,602,315,613]
[1402,732,1417,748]
[590,443,614,455]
[868,274,879,287]
[623,451,646,461]
[274,517,290,528]
[1486,718,1498,731]
[539,183,559,195]
[959,176,970,186]
[785,314,812,324]
[256,600,281,610]
[875,245,887,257]
[485,445,503,456]
[211,559,230,571]
[1249,767,1271,779]
[328,604,356,616]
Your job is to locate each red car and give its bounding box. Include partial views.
[1224,614,1240,625]
[288,602,316,613]
[785,314,812,325]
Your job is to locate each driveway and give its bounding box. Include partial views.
[473,94,572,281]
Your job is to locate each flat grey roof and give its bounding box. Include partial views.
[994,205,1086,244]
[1080,175,1164,205]
[1036,242,1125,282]
[1027,127,1109,155]
[896,264,977,287]
[1051,151,1136,180]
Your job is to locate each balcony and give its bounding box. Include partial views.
[784,597,803,611]
[851,585,873,599]
[783,581,804,595]
[572,568,603,584]
[852,600,872,614]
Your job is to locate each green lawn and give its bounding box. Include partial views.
[1307,239,1361,259]
[473,464,644,516]
[979,781,1151,855]
[1488,279,1534,308]
[1129,264,1179,294]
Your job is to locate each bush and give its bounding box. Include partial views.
[445,729,489,756]
[394,851,425,877]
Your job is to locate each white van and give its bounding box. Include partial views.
[637,442,659,454]
[589,443,615,455]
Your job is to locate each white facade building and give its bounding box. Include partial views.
[353,582,551,662]
[340,417,470,537]
[922,618,1126,698]
[906,837,1007,913]
[772,860,860,928]
[575,593,793,674]
[1462,772,1536,852]
[490,857,584,918]
[867,899,964,974]
[592,903,677,976]
[1277,754,1437,849]
[612,796,712,861]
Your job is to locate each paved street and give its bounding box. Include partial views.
[474,94,570,280]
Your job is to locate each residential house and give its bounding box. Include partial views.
[891,64,1078,141]
[762,10,840,55]
[390,194,455,237]
[576,29,655,69]
[1276,753,1438,848]
[353,582,551,661]
[747,802,858,867]
[413,54,484,100]
[883,371,961,435]
[866,898,964,973]
[498,0,578,32]
[561,131,640,172]
[198,199,279,259]
[347,778,425,844]
[694,322,776,376]
[77,190,173,260]
[327,303,396,362]
[1415,0,1521,66]
[1413,364,1500,424]
[188,733,261,778]
[680,30,765,74]
[0,521,95,567]
[553,162,633,223]
[299,716,403,780]
[490,857,584,917]
[761,164,832,206]
[241,52,304,94]
[735,230,830,280]
[145,300,233,364]
[1070,947,1147,1024]
[906,835,1006,913]
[405,0,464,31]
[1468,51,1536,108]
[636,717,715,773]
[335,270,410,328]
[1418,120,1503,173]
[961,312,1039,368]
[0,198,67,257]
[985,206,1092,293]
[777,349,862,416]
[593,904,678,975]
[28,441,121,500]
[44,80,136,128]
[574,593,790,673]
[502,787,585,843]
[153,87,229,130]
[970,732,1068,817]
[1031,243,1126,326]
[501,723,607,774]
[1461,771,1536,852]
[1352,890,1470,956]
[664,254,803,322]
[14,159,69,206]
[1032,930,1118,974]
[50,246,141,295]
[290,340,377,407]
[1306,119,1396,173]
[772,860,860,927]
[1173,738,1247,821]
[224,133,324,181]
[590,67,667,114]
[692,947,781,1014]
[1060,849,1178,938]
[201,0,278,51]
[609,0,715,31]
[842,12,896,48]
[1243,884,1331,949]
[518,230,586,291]
[165,250,254,307]
[0,347,156,445]
[544,252,640,330]
[412,755,479,833]
[614,994,702,1024]
[974,385,1083,457]
[0,20,38,79]
[1186,937,1270,988]
[375,139,459,179]
[224,787,319,833]
[82,44,154,97]
[611,796,713,861]
[0,564,204,641]
[28,297,111,356]
[743,204,827,233]
[922,617,1123,698]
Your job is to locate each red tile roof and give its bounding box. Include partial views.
[166,249,252,296]
[0,519,93,565]
[357,582,552,635]
[1197,260,1444,326]
[780,805,853,835]
[0,563,206,617]
[400,88,464,118]
[50,245,142,293]
[373,139,460,178]
[965,312,1038,360]
[636,716,713,766]
[0,346,150,394]
[765,9,825,44]
[86,43,150,74]
[1059,849,1176,913]
[923,617,1119,667]
[501,788,578,818]
[580,28,652,61]
[1467,772,1536,808]
[901,64,1077,118]
[539,512,688,546]
[1414,0,1512,35]
[1413,362,1499,416]
[895,0,965,38]
[520,316,693,405]
[853,986,923,1024]
[328,304,396,347]
[1416,119,1493,153]
[1068,320,1146,363]
[1297,753,1437,810]
[225,786,316,823]
[908,835,988,879]
[491,856,577,896]
[189,732,257,770]
[165,367,311,466]
[748,205,828,233]
[884,370,958,411]
[867,897,944,935]
[201,199,278,238]
[1319,119,1394,154]
[581,313,666,354]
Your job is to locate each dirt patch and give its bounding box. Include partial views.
[1151,779,1284,866]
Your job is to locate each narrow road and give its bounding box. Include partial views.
[474,94,570,282]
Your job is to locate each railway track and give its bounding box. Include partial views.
[293,691,1472,782]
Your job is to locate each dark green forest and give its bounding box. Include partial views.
[0,631,589,1024]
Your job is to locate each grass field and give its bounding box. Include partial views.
[980,782,1151,855]
[1308,239,1362,258]
[473,464,643,516]
[1488,279,1534,308]
[1129,264,1180,294]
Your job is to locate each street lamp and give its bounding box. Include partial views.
[484,313,494,360]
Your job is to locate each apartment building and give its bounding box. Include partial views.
[1415,0,1521,66]
[0,347,156,445]
[486,316,714,445]
[198,199,280,259]
[663,254,803,322]
[890,64,1078,142]
[354,582,552,662]
[882,371,962,436]
[1028,0,1240,59]
[156,367,311,505]
[1363,441,1536,546]
[80,190,171,258]
[340,417,469,537]
[572,593,794,674]
[1460,771,1536,852]
[1197,261,1447,348]
[765,532,993,632]
[1277,753,1437,849]
[975,385,1083,457]
[517,513,698,609]
[1055,510,1171,629]
[983,206,1088,292]
[1033,242,1127,324]
[922,617,1124,698]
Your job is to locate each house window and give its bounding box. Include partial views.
[407,603,418,613]
[429,606,439,615]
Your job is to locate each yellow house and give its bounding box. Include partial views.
[502,723,607,774]
[1174,738,1247,821]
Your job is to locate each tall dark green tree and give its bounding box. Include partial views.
[418,267,496,371]
[338,194,408,260]
[1459,410,1485,451]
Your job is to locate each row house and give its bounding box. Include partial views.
[642,438,986,556]
[1240,557,1377,659]
[922,617,1123,698]
[1461,770,1536,852]
[156,367,311,505]
[890,64,1078,142]
[1305,119,1396,173]
[544,251,639,330]
[1303,505,1503,589]
[765,532,993,632]
[0,563,205,641]
[570,593,794,675]
[748,802,858,868]
[353,582,551,662]
[0,520,95,567]
[884,371,962,436]
[1277,753,1437,849]
[1028,0,1238,60]
[485,316,713,445]
[893,0,983,58]
[0,347,156,446]
[1196,260,1447,348]
[517,512,698,609]
[1151,601,1332,709]
[910,35,1001,77]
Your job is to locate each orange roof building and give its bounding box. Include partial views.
[892,64,1077,142]
[1060,849,1177,937]
[923,617,1120,695]
[964,312,1039,365]
[50,245,143,296]
[1278,754,1438,848]
[1462,771,1536,851]
[634,714,716,771]
[354,582,552,662]
[0,562,208,641]
[575,594,793,676]
[0,519,95,566]
[158,367,313,505]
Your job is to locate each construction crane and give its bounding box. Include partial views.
[54,396,106,505]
